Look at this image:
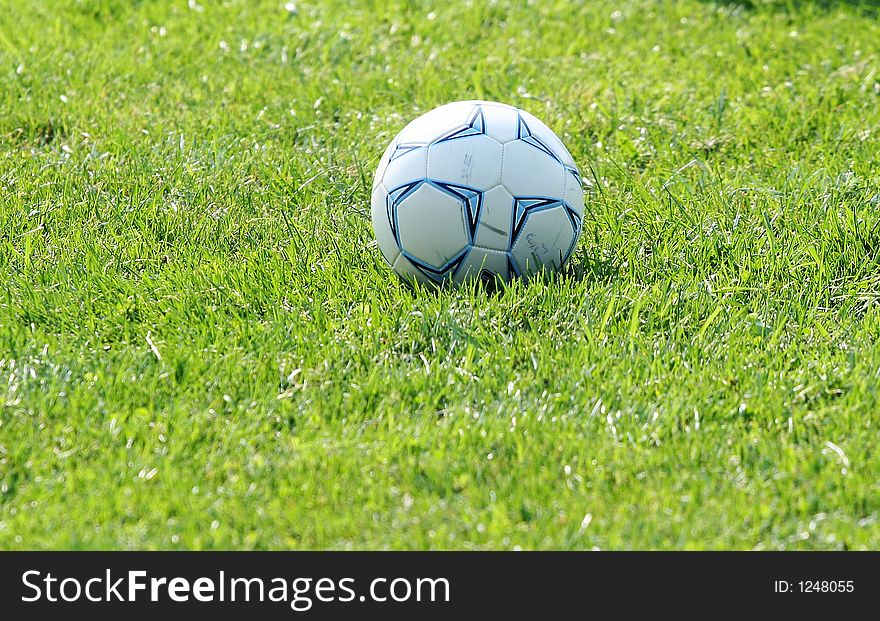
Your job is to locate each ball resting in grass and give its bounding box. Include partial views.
[371,100,585,287]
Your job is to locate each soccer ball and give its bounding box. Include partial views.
[371,100,584,287]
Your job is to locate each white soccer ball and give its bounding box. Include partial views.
[371,100,584,287]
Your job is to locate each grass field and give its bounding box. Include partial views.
[2,0,880,550]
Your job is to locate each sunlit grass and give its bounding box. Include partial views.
[1,0,879,549]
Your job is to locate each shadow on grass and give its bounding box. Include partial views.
[1,117,69,148]
[564,252,620,287]
[395,251,620,298]
[705,0,880,17]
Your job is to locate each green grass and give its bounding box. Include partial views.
[2,0,880,550]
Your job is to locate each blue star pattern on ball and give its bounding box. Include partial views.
[434,106,487,144]
[385,179,486,283]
